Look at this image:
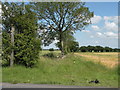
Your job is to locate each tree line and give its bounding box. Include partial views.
[49,45,120,52]
[79,45,120,52]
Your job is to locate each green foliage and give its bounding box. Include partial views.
[56,31,79,54]
[104,47,112,52]
[2,31,11,64]
[2,2,41,67]
[43,53,55,58]
[14,13,41,67]
[33,2,93,55]
[80,45,120,52]
[49,48,54,51]
[79,46,88,52]
[69,41,79,52]
[56,41,79,54]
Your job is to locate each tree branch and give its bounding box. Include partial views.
[63,17,74,33]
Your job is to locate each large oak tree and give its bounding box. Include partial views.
[33,2,94,56]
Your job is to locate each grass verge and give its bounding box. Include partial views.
[2,52,119,87]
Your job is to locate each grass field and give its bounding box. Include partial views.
[2,51,119,87]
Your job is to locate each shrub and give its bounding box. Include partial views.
[2,10,41,67]
[49,48,54,51]
[43,53,55,58]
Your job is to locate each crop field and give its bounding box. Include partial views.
[2,51,119,88]
[75,52,118,68]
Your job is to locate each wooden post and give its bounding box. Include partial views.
[10,24,14,67]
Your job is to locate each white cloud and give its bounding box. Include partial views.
[42,39,59,49]
[91,25,100,30]
[89,16,118,40]
[91,15,102,24]
[103,16,118,31]
[96,32,102,36]
[82,30,90,33]
[104,16,118,24]
[52,39,59,44]
[104,21,118,31]
[94,32,118,39]
[95,41,99,44]
[90,16,118,31]
[104,32,118,38]
[53,39,59,44]
[90,35,94,38]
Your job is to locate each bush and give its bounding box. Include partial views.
[43,53,55,58]
[49,48,54,51]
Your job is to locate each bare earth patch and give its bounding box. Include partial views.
[75,53,118,68]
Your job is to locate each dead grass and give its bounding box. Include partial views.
[94,52,118,55]
[75,53,118,68]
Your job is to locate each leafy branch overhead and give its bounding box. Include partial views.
[35,2,93,32]
[33,2,93,55]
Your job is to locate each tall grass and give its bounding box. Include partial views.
[2,52,119,87]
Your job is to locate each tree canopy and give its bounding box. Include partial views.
[33,2,94,55]
[2,2,41,67]
[79,45,120,52]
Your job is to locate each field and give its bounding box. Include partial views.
[2,51,119,88]
[75,52,118,68]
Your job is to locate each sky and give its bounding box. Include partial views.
[43,2,118,49]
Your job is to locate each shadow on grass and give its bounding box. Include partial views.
[2,62,10,67]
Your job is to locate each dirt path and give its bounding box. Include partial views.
[74,53,118,68]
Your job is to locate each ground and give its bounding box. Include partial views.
[2,51,119,88]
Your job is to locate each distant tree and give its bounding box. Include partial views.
[99,46,104,52]
[94,46,102,52]
[104,47,112,52]
[49,48,54,51]
[80,46,87,52]
[113,48,119,52]
[117,49,120,52]
[79,45,118,52]
[87,45,95,52]
[109,47,113,52]
[33,2,93,56]
[96,46,104,52]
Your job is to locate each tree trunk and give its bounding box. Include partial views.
[10,25,15,67]
[60,30,64,57]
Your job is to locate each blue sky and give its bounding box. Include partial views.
[43,2,118,49]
